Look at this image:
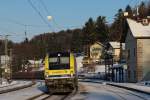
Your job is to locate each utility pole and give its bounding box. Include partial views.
[4,35,8,57]
[4,35,10,82]
[24,25,28,42]
[0,35,2,84]
[3,35,10,83]
[9,49,12,82]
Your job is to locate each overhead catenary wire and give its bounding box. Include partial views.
[6,18,48,28]
[38,0,50,15]
[27,0,52,30]
[135,0,141,6]
[37,0,83,30]
[128,0,137,5]
[0,18,48,41]
[133,0,147,6]
[38,0,64,30]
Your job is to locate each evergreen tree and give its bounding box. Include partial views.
[82,18,96,45]
[138,2,147,18]
[125,5,133,18]
[95,16,108,42]
[110,9,124,41]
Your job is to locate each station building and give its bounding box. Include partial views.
[125,18,150,82]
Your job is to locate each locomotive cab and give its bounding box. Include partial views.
[44,52,78,93]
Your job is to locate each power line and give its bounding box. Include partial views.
[27,0,51,29]
[135,0,141,6]
[38,0,63,30]
[38,0,50,15]
[0,17,49,29]
[128,0,137,5]
[5,19,46,28]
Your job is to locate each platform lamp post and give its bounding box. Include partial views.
[47,16,52,21]
[46,15,52,52]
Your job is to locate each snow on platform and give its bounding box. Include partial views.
[0,80,33,93]
[0,81,18,88]
[107,82,150,94]
[81,79,150,95]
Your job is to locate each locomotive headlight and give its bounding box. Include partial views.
[70,70,74,77]
[71,73,73,77]
[45,72,49,77]
[45,74,49,78]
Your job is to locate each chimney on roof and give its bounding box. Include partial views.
[123,12,128,17]
[135,16,150,26]
[142,18,149,26]
[141,16,150,26]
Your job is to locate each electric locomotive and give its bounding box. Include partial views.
[44,52,78,93]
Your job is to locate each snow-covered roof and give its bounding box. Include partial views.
[91,41,104,47]
[109,42,120,49]
[127,18,150,37]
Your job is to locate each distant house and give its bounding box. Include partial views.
[109,42,126,63]
[82,56,94,72]
[28,59,44,71]
[125,18,150,82]
[109,42,121,63]
[0,55,10,68]
[90,42,104,63]
[21,59,44,72]
[82,42,104,73]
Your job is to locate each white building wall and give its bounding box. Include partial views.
[138,39,150,81]
[125,30,137,82]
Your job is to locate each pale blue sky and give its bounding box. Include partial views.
[0,0,143,42]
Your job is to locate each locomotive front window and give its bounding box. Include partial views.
[49,57,70,70]
[49,57,58,63]
[60,57,69,64]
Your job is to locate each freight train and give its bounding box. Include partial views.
[44,52,78,93]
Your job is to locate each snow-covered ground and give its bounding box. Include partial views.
[71,82,150,100]
[0,80,33,93]
[0,81,46,100]
[0,80,18,88]
[108,82,150,94]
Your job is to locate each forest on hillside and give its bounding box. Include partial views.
[0,1,150,71]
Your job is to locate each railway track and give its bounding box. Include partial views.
[27,89,77,100]
[27,93,51,100]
